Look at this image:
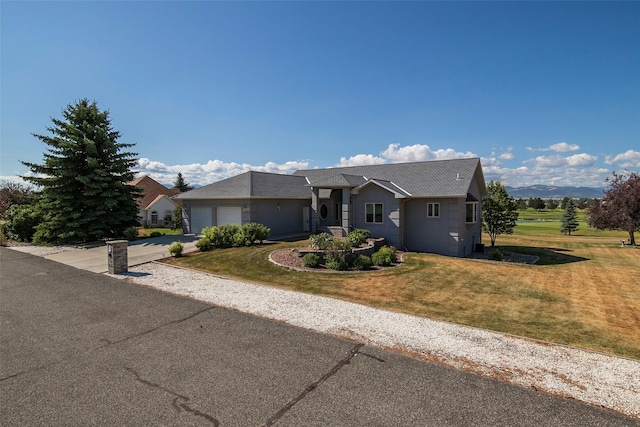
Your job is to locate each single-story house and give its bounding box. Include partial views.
[130,176,181,228]
[176,158,487,257]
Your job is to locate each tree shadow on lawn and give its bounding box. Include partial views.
[501,246,589,265]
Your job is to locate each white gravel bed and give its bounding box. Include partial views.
[111,262,640,419]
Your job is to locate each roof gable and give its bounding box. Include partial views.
[294,158,485,198]
[130,175,181,209]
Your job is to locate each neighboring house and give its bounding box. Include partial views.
[176,158,487,257]
[130,176,181,228]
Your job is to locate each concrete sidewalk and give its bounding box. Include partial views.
[43,234,199,273]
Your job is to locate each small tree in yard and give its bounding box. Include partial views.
[560,199,579,235]
[587,171,640,246]
[21,99,141,244]
[482,181,519,247]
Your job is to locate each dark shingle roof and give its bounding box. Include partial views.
[294,158,485,198]
[175,171,310,199]
[177,158,485,200]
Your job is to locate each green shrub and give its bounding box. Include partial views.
[123,227,138,241]
[488,249,504,261]
[326,258,348,271]
[353,254,373,270]
[346,228,371,247]
[149,231,163,238]
[301,253,320,268]
[242,222,270,244]
[195,236,214,252]
[168,241,183,257]
[3,204,41,242]
[371,246,397,267]
[309,232,334,250]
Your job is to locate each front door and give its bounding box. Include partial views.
[302,206,310,232]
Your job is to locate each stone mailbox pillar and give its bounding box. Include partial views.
[107,240,128,274]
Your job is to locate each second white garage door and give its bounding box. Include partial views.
[217,206,242,226]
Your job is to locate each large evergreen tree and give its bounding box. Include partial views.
[587,171,640,246]
[21,99,141,244]
[560,199,579,235]
[482,181,519,247]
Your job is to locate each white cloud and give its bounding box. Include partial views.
[531,155,566,168]
[549,142,580,153]
[335,154,386,167]
[134,158,309,187]
[499,151,514,161]
[605,150,640,168]
[525,142,580,153]
[380,143,477,162]
[566,153,598,167]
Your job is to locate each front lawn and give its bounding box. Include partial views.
[166,224,639,360]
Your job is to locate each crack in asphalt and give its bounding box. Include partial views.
[125,367,219,425]
[1,307,216,382]
[261,343,367,426]
[98,306,216,347]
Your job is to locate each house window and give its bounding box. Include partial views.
[164,210,173,222]
[427,203,440,218]
[365,203,383,224]
[151,211,158,225]
[465,203,478,223]
[320,203,328,220]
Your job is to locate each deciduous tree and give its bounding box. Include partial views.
[587,171,640,245]
[482,181,519,247]
[21,99,141,244]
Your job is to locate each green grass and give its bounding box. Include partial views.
[138,228,182,237]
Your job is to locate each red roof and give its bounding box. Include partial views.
[130,176,181,209]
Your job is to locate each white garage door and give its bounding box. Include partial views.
[217,206,242,226]
[190,207,212,234]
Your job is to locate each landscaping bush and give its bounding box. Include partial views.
[324,239,351,270]
[309,232,334,250]
[149,231,163,238]
[200,223,270,249]
[195,236,214,252]
[123,227,138,241]
[353,254,373,270]
[301,253,320,268]
[488,249,504,261]
[2,204,41,242]
[242,222,270,244]
[168,241,184,257]
[346,228,371,247]
[371,246,397,267]
[326,258,348,271]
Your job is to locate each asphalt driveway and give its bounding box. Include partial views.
[43,234,199,273]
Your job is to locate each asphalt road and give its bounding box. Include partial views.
[1,247,636,426]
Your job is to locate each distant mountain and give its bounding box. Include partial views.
[505,185,604,199]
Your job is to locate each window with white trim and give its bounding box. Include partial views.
[465,202,478,223]
[427,202,440,218]
[151,211,159,225]
[365,203,383,224]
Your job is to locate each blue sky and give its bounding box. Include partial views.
[2,1,639,188]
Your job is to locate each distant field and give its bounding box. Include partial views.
[168,216,640,359]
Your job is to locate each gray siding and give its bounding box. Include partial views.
[352,185,402,248]
[184,198,309,238]
[404,198,462,256]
